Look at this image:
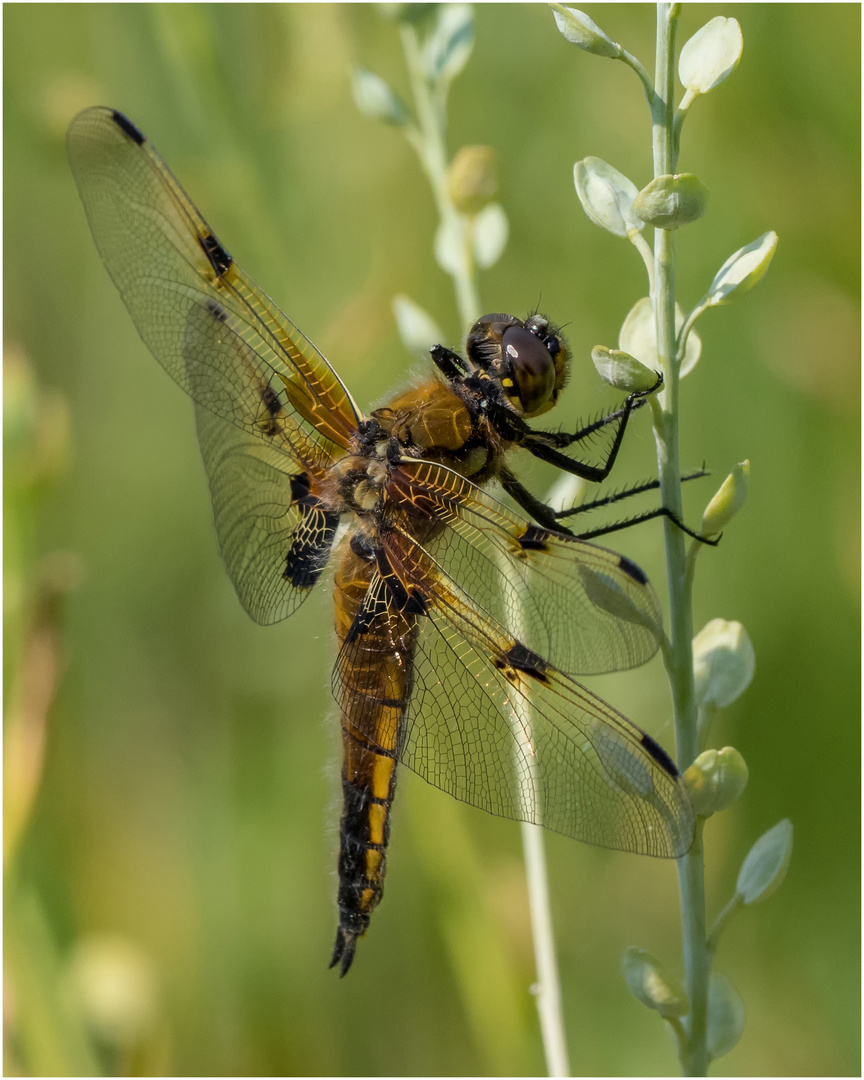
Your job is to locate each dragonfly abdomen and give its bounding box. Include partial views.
[330,732,398,976]
[330,545,416,976]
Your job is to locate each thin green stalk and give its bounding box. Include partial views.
[522,822,571,1077]
[398,23,569,1075]
[649,4,710,1075]
[400,24,480,329]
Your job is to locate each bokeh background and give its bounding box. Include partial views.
[4,4,859,1076]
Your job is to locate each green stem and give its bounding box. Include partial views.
[649,4,710,1075]
[521,822,571,1077]
[400,24,480,330]
[707,892,743,955]
[400,23,568,1076]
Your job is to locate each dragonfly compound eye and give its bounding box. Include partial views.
[501,324,558,418]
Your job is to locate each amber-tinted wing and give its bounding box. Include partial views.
[193,401,340,624]
[67,106,361,473]
[389,459,664,675]
[68,106,357,621]
[332,463,693,858]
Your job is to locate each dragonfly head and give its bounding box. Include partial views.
[466,313,570,419]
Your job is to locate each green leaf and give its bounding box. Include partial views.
[473,203,508,268]
[618,296,702,377]
[591,346,658,393]
[701,461,750,537]
[705,231,778,307]
[707,973,745,1060]
[683,747,749,818]
[622,948,689,1018]
[692,617,755,708]
[574,157,642,237]
[549,4,622,58]
[737,819,793,904]
[424,4,474,86]
[633,173,709,230]
[392,295,444,357]
[351,68,410,126]
[679,17,743,95]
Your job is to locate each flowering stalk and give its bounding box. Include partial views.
[645,6,711,1074]
[354,9,568,1075]
[558,2,787,1073]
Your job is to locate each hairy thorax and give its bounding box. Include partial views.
[371,376,504,484]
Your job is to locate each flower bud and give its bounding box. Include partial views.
[633,173,709,230]
[622,948,689,1018]
[693,618,755,709]
[737,819,793,904]
[705,231,778,307]
[447,145,498,215]
[683,747,749,817]
[551,4,622,58]
[574,157,642,238]
[351,68,409,127]
[701,461,749,536]
[679,17,743,96]
[708,974,745,1060]
[424,4,474,85]
[392,295,444,358]
[591,346,658,393]
[618,297,702,377]
[473,203,508,268]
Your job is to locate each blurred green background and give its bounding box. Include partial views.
[4,4,859,1076]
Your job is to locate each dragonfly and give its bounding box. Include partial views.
[68,106,695,976]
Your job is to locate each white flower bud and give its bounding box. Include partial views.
[622,947,689,1018]
[591,346,658,393]
[351,68,409,126]
[706,231,778,307]
[551,4,622,58]
[633,173,709,230]
[574,157,642,238]
[679,17,743,95]
[693,618,755,709]
[737,819,793,904]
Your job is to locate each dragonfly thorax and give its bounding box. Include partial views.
[331,453,391,514]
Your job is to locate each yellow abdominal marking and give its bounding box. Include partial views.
[372,753,395,799]
[365,848,383,879]
[367,801,387,846]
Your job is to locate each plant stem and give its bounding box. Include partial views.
[649,4,710,1075]
[399,23,569,1075]
[522,822,571,1078]
[400,24,480,330]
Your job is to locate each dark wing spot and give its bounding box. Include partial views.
[498,641,549,682]
[284,508,339,588]
[618,555,648,585]
[518,524,550,552]
[640,733,679,777]
[376,549,429,617]
[198,231,233,277]
[283,475,339,586]
[261,384,282,418]
[206,298,228,323]
[289,472,312,504]
[111,110,145,145]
